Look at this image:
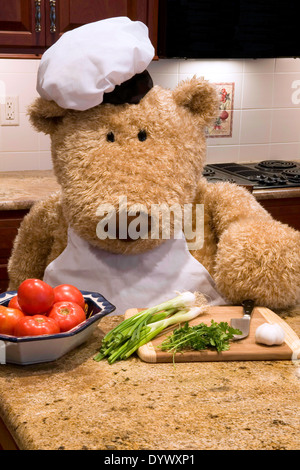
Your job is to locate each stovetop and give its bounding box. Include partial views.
[204,160,300,190]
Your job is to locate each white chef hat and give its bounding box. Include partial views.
[36,16,155,111]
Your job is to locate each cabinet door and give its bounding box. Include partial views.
[0,210,29,294]
[128,0,158,53]
[47,0,158,52]
[0,0,158,54]
[0,0,46,49]
[259,197,300,231]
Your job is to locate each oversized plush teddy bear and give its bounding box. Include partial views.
[8,18,300,314]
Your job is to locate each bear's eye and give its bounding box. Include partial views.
[138,130,147,142]
[106,132,115,142]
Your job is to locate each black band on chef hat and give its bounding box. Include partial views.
[102,70,153,105]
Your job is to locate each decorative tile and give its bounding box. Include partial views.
[207,110,241,146]
[207,83,235,138]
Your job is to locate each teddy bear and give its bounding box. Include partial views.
[7,18,300,314]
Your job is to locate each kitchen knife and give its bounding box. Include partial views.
[231,299,255,340]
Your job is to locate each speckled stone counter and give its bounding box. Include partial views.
[0,170,60,210]
[0,170,299,450]
[0,170,300,211]
[0,310,299,451]
[254,187,300,200]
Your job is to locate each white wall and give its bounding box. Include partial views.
[148,58,300,165]
[0,59,50,171]
[0,57,300,171]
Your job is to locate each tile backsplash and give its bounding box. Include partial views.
[0,57,299,171]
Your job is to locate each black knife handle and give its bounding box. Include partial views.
[242,299,255,316]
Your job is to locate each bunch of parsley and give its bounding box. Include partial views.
[160,320,241,355]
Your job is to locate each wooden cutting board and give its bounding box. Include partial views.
[124,306,300,363]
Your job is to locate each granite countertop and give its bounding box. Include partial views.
[0,170,299,450]
[0,170,60,210]
[0,310,300,451]
[0,171,300,212]
[254,187,300,200]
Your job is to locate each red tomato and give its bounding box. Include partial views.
[14,315,60,337]
[0,306,25,336]
[17,279,55,315]
[8,295,22,311]
[48,301,86,332]
[53,284,85,309]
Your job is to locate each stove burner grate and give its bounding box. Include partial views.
[255,160,297,171]
[283,168,300,176]
[205,160,300,188]
[282,168,300,183]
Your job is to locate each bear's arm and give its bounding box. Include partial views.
[199,179,300,309]
[201,179,273,236]
[7,191,68,290]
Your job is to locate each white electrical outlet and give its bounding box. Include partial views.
[0,96,19,126]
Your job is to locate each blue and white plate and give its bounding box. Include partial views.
[0,290,115,365]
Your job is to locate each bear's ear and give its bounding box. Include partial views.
[172,77,219,125]
[28,97,67,135]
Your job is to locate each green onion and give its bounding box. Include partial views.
[94,292,207,364]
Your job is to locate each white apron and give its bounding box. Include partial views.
[44,227,227,314]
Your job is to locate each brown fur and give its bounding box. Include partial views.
[8,77,300,310]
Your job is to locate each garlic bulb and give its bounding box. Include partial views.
[255,322,285,346]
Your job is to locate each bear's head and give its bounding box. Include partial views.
[29,77,218,254]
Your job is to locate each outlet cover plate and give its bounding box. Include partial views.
[1,96,19,126]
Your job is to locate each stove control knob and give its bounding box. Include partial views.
[264,177,276,185]
[276,176,287,184]
[249,174,266,182]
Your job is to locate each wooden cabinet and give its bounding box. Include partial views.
[258,197,300,232]
[0,416,19,450]
[0,0,158,55]
[0,0,44,50]
[0,209,29,294]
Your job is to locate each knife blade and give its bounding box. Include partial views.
[230,299,255,340]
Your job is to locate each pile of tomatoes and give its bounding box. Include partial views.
[0,279,87,337]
